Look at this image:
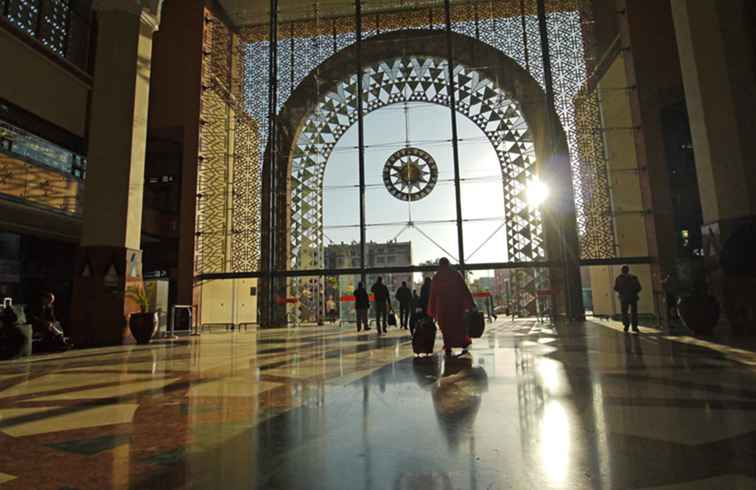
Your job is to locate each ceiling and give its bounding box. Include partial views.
[216,0,444,27]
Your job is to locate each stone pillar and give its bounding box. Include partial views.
[70,0,162,346]
[615,0,682,320]
[671,0,756,331]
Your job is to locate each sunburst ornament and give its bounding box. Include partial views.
[382,147,439,202]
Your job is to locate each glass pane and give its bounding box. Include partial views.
[317,127,361,271]
[325,272,361,325]
[365,222,459,267]
[285,275,324,325]
[463,220,507,264]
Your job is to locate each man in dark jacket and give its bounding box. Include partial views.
[353,282,370,332]
[614,266,642,333]
[395,281,412,330]
[371,277,390,335]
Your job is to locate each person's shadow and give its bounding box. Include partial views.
[623,333,645,370]
[413,355,489,451]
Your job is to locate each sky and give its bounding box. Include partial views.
[322,101,509,270]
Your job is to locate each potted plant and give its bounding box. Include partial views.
[125,286,158,344]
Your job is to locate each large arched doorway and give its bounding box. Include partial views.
[290,55,544,270]
[261,30,581,325]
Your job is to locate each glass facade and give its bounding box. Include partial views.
[193,0,654,325]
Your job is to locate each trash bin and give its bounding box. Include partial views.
[170,305,193,335]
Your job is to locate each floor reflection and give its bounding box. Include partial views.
[428,357,488,451]
[0,321,756,489]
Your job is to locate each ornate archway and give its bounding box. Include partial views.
[290,55,543,271]
[260,30,582,324]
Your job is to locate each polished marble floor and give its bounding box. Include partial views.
[1,319,756,489]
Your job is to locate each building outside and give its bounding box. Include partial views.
[324,240,412,324]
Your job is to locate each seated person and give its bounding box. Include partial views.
[0,301,27,360]
[27,292,70,352]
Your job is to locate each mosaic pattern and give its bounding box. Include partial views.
[575,89,616,256]
[195,11,262,274]
[290,56,543,270]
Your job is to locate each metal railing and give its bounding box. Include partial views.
[0,120,86,178]
[0,120,86,215]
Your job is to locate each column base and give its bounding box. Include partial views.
[70,246,143,347]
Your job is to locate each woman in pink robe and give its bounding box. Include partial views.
[427,258,475,356]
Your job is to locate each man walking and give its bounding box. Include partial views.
[371,277,390,335]
[354,282,370,333]
[395,281,412,330]
[614,265,642,333]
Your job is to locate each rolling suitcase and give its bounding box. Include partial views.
[412,315,436,355]
[465,309,485,338]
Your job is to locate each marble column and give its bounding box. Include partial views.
[70,0,162,346]
[671,0,756,331]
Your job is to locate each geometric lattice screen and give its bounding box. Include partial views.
[195,0,615,277]
[196,10,262,275]
[291,56,544,271]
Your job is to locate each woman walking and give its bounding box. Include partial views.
[428,258,475,357]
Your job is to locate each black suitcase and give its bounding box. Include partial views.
[465,309,485,338]
[412,316,437,355]
[388,312,397,327]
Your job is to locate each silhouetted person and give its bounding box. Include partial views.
[409,289,421,334]
[325,296,337,324]
[371,277,390,335]
[412,278,433,337]
[662,271,680,327]
[28,292,69,351]
[614,265,642,333]
[486,295,497,322]
[418,277,431,315]
[395,281,412,330]
[354,282,370,333]
[0,301,26,360]
[428,258,475,357]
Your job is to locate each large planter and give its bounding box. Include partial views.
[129,312,158,345]
[678,294,720,335]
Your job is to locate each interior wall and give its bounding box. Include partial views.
[590,54,655,317]
[618,0,685,279]
[0,26,90,138]
[590,265,655,318]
